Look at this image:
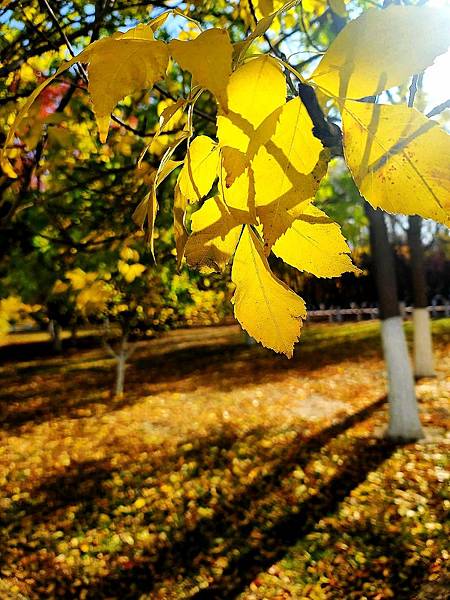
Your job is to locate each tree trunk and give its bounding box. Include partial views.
[49,320,62,353]
[408,215,436,378]
[366,205,423,441]
[115,349,126,397]
[70,323,77,347]
[114,334,129,397]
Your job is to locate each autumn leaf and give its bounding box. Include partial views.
[220,165,257,223]
[220,146,249,188]
[133,159,182,257]
[173,184,189,269]
[170,28,233,109]
[118,261,146,283]
[272,204,359,277]
[310,5,450,99]
[234,0,299,61]
[177,135,220,203]
[217,55,286,154]
[343,101,450,224]
[86,34,170,142]
[252,97,327,249]
[185,196,242,273]
[231,226,306,357]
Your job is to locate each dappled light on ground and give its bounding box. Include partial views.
[0,321,449,599]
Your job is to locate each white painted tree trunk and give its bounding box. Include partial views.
[381,316,424,441]
[413,308,436,378]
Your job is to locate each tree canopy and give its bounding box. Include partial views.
[1,0,449,356]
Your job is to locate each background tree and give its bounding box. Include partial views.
[1,0,450,442]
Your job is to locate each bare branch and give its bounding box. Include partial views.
[427,99,450,118]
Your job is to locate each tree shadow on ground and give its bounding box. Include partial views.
[190,437,401,600]
[0,397,387,599]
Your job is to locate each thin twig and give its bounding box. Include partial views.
[41,0,89,83]
[427,98,450,118]
[408,74,419,109]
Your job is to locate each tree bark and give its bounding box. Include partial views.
[115,349,126,398]
[114,334,129,397]
[366,205,423,441]
[407,215,436,377]
[49,319,62,353]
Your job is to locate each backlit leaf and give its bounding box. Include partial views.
[178,135,219,203]
[87,35,169,142]
[343,101,450,224]
[252,97,327,248]
[170,28,233,108]
[217,56,286,153]
[272,205,359,277]
[185,196,242,273]
[311,6,450,99]
[231,226,306,357]
[173,184,189,270]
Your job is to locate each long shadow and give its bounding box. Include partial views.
[0,397,386,599]
[0,332,101,364]
[82,397,387,599]
[191,436,400,599]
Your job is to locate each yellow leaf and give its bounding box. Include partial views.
[185,196,242,273]
[118,23,155,40]
[178,135,219,203]
[173,183,189,269]
[170,28,233,108]
[254,97,323,198]
[87,36,169,142]
[118,260,146,283]
[120,247,140,262]
[217,55,286,153]
[220,146,249,187]
[272,205,359,277]
[311,5,450,99]
[134,497,146,509]
[220,166,256,223]
[252,97,327,248]
[138,98,186,167]
[343,101,450,224]
[234,0,299,61]
[232,227,306,357]
[133,159,182,256]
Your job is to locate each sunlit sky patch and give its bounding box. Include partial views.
[421,0,450,110]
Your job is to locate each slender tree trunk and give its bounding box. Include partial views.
[366,205,423,441]
[49,319,62,353]
[408,216,436,378]
[103,330,135,397]
[112,333,129,397]
[70,323,77,347]
[115,348,127,397]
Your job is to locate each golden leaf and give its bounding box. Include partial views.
[311,5,450,99]
[231,226,306,357]
[272,205,359,277]
[170,28,233,108]
[343,101,450,224]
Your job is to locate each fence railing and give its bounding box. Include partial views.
[306,302,450,322]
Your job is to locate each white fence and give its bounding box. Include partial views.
[306,301,450,322]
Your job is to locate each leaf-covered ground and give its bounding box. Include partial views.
[0,320,449,599]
